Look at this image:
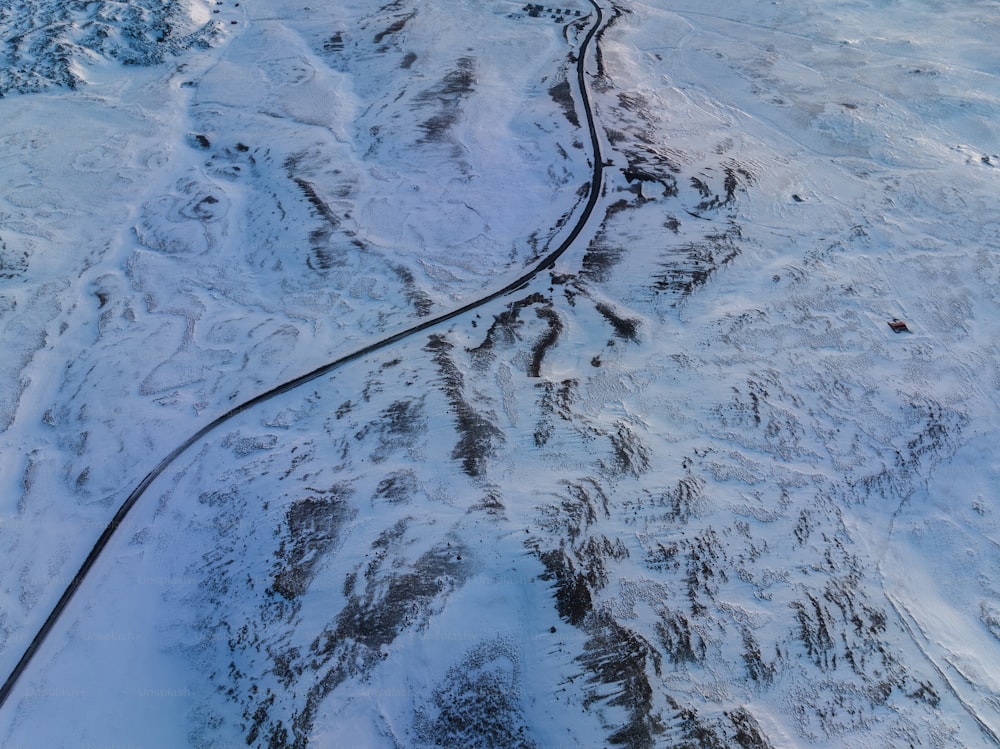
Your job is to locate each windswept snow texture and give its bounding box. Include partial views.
[3,0,1000,747]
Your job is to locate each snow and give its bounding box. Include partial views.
[1,0,1000,746]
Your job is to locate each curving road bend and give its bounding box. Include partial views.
[0,0,608,710]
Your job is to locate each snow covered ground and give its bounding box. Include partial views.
[2,0,1000,746]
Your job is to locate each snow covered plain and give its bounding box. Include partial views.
[2,0,1000,746]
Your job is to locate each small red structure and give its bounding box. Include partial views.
[888,318,910,333]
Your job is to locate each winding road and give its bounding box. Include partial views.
[0,0,609,710]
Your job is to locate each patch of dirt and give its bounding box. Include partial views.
[270,485,355,601]
[652,224,743,301]
[548,78,580,128]
[595,301,640,342]
[415,638,536,749]
[426,334,504,477]
[373,11,415,45]
[416,56,477,143]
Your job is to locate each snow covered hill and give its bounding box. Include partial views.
[2,0,1000,747]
